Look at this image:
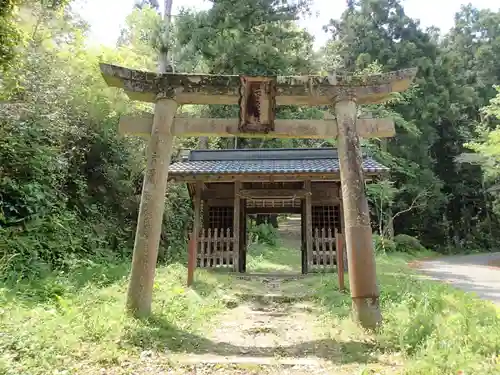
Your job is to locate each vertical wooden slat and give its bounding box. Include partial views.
[214,228,219,266]
[321,228,326,269]
[243,201,247,272]
[327,228,333,267]
[187,234,196,286]
[239,198,247,273]
[226,227,231,267]
[305,180,313,271]
[233,181,241,272]
[314,228,319,269]
[336,228,345,291]
[207,228,212,268]
[199,229,204,268]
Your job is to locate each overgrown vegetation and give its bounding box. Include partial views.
[0,262,232,374]
[317,253,500,374]
[1,241,498,374]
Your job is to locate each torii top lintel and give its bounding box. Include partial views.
[99,63,417,106]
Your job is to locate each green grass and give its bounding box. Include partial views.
[246,242,302,273]
[0,260,232,374]
[0,244,499,374]
[312,252,500,374]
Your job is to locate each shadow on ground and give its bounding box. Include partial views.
[123,314,376,364]
[0,260,130,307]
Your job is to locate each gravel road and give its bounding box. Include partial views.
[417,252,500,305]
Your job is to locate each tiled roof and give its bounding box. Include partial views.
[169,148,388,176]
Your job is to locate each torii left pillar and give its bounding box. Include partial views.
[126,94,177,317]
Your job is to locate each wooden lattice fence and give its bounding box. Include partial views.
[197,228,235,268]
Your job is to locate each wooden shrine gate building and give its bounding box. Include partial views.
[168,147,389,274]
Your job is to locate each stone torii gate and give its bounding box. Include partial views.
[99,63,417,329]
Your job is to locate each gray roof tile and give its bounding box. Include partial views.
[169,148,388,176]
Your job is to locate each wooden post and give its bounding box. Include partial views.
[188,181,202,286]
[305,180,313,273]
[335,229,345,291]
[126,98,178,317]
[233,181,241,272]
[187,235,196,286]
[300,200,306,274]
[239,198,247,272]
[334,90,381,329]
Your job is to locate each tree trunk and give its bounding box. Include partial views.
[158,0,173,73]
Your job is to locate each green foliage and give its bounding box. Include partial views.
[373,234,397,254]
[393,234,426,253]
[0,1,193,279]
[326,0,500,250]
[0,0,23,70]
[246,241,302,273]
[2,0,500,285]
[0,234,499,374]
[248,222,279,247]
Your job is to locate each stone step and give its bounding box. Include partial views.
[169,353,325,368]
[236,273,307,281]
[234,293,315,304]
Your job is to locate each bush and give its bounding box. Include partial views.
[248,222,278,246]
[373,234,397,254]
[394,234,426,253]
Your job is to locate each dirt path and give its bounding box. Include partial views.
[162,218,398,374]
[171,275,336,374]
[417,252,500,305]
[166,219,348,374]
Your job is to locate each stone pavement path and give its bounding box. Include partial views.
[417,252,500,305]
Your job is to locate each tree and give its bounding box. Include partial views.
[0,0,71,71]
[324,0,500,250]
[134,0,159,10]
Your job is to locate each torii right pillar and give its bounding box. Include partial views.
[333,88,381,328]
[328,69,417,329]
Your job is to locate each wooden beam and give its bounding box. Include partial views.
[169,173,379,183]
[239,198,247,273]
[247,207,302,214]
[301,200,307,274]
[119,116,395,139]
[233,181,241,273]
[239,189,307,199]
